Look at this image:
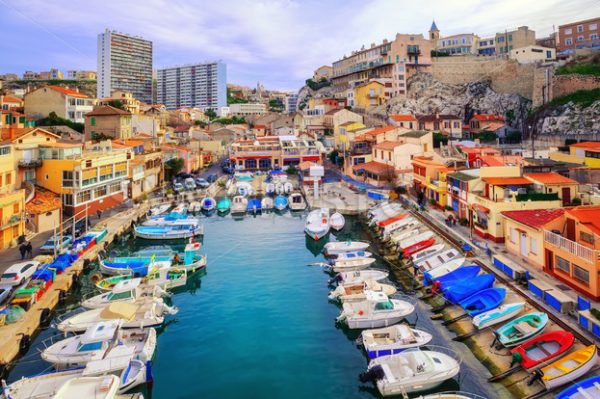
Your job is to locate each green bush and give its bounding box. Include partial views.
[571,197,582,205]
[549,88,600,109]
[516,192,559,202]
[428,198,437,205]
[445,205,454,211]
[473,130,497,142]
[556,62,600,77]
[286,165,298,175]
[591,308,600,321]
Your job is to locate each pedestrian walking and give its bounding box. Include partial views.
[96,209,102,220]
[19,242,27,260]
[25,241,33,259]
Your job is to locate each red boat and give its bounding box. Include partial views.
[377,213,409,228]
[402,238,436,257]
[510,330,574,369]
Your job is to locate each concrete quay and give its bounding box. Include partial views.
[303,182,376,215]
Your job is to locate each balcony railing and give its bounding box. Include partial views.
[1,214,22,229]
[18,159,42,168]
[544,230,598,264]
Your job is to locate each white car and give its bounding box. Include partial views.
[0,261,41,286]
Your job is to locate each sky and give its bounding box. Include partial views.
[0,0,598,91]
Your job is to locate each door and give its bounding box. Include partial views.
[520,233,528,257]
[545,249,554,272]
[561,187,571,205]
[566,218,576,241]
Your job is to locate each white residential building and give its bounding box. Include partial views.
[285,94,298,114]
[229,103,267,116]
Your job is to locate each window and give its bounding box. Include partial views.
[577,36,584,42]
[530,237,538,255]
[62,171,74,187]
[77,342,103,352]
[591,34,599,40]
[573,265,590,285]
[63,194,73,206]
[94,186,107,198]
[13,203,19,214]
[591,24,598,30]
[577,25,584,33]
[76,190,91,204]
[510,227,517,243]
[0,146,10,156]
[565,38,573,45]
[565,28,572,35]
[546,50,552,59]
[6,173,11,185]
[109,182,121,194]
[555,256,570,273]
[580,231,594,244]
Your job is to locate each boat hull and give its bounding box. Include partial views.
[542,345,598,390]
[472,302,525,330]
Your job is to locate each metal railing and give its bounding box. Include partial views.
[544,230,598,263]
[18,159,42,168]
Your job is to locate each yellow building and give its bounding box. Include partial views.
[113,139,163,200]
[0,139,25,249]
[351,81,385,109]
[524,172,579,206]
[549,141,600,167]
[412,156,451,208]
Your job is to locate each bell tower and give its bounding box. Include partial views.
[429,20,440,41]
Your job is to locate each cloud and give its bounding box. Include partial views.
[0,0,598,91]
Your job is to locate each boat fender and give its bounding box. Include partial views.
[90,272,103,285]
[359,365,385,383]
[40,308,52,325]
[358,310,364,315]
[19,334,30,355]
[510,352,523,367]
[527,369,544,386]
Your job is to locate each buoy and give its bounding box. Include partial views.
[358,310,364,315]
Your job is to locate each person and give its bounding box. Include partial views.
[173,253,181,265]
[25,241,33,259]
[19,242,27,260]
[96,209,102,220]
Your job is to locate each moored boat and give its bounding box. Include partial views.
[324,241,369,256]
[427,265,480,288]
[304,208,330,240]
[334,250,372,261]
[288,192,306,211]
[423,258,466,284]
[510,330,574,370]
[330,212,345,231]
[415,248,461,271]
[402,238,435,257]
[472,302,525,330]
[332,257,376,273]
[397,231,435,250]
[458,287,506,316]
[274,195,288,211]
[494,312,548,347]
[200,197,216,212]
[442,274,495,304]
[329,270,389,286]
[247,198,262,214]
[361,325,433,358]
[95,267,188,292]
[217,197,231,213]
[231,195,248,214]
[261,197,274,210]
[188,201,201,212]
[329,279,397,302]
[556,374,600,399]
[82,278,165,309]
[535,345,598,390]
[149,204,170,216]
[337,291,414,329]
[134,223,202,240]
[410,243,446,263]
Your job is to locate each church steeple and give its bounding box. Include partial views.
[429,20,440,41]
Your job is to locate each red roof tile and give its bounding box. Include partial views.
[47,85,89,98]
[472,114,504,122]
[390,114,417,122]
[374,141,402,150]
[368,126,396,136]
[501,208,565,229]
[352,161,394,175]
[525,172,578,185]
[570,141,600,151]
[482,177,533,185]
[565,206,600,235]
[1,96,22,103]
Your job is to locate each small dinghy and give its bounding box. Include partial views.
[337,291,414,329]
[53,375,121,399]
[334,251,372,261]
[330,212,345,231]
[330,270,388,286]
[388,227,420,245]
[274,195,288,211]
[217,197,231,213]
[415,248,461,271]
[423,258,466,284]
[556,374,600,399]
[231,195,248,214]
[360,348,461,396]
[369,203,404,225]
[376,212,409,229]
[534,345,598,391]
[510,330,574,370]
[42,320,156,367]
[361,325,433,358]
[410,243,446,263]
[58,300,177,333]
[149,204,170,216]
[82,278,166,309]
[95,267,188,292]
[332,257,376,273]
[247,198,262,214]
[265,183,275,195]
[237,182,253,196]
[427,265,480,288]
[398,231,435,251]
[324,241,369,256]
[200,197,216,212]
[402,238,435,257]
[134,223,202,240]
[283,182,293,194]
[261,197,274,210]
[417,392,484,399]
[472,302,525,330]
[288,192,306,211]
[494,312,548,347]
[329,279,397,302]
[458,287,506,317]
[443,274,495,304]
[304,208,330,240]
[275,183,285,195]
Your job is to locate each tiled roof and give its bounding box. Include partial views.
[325,109,342,116]
[501,208,565,229]
[449,171,479,181]
[1,96,22,103]
[86,105,131,116]
[565,206,600,235]
[460,146,499,154]
[374,141,402,150]
[472,114,504,122]
[570,141,600,151]
[369,126,396,136]
[418,114,460,122]
[390,114,417,122]
[352,161,394,175]
[401,130,430,138]
[483,177,532,185]
[26,188,61,214]
[479,155,523,166]
[525,172,578,185]
[481,122,506,131]
[47,85,89,98]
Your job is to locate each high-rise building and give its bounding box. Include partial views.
[156,62,226,110]
[97,29,153,104]
[285,94,298,114]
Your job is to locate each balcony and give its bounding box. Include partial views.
[18,159,42,168]
[0,214,22,229]
[407,46,421,55]
[544,230,599,264]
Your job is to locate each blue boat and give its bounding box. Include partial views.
[274,195,288,211]
[247,198,262,213]
[134,223,203,240]
[458,287,506,316]
[556,375,600,399]
[428,265,480,288]
[201,197,216,212]
[443,274,495,303]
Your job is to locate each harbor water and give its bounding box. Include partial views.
[7,213,510,398]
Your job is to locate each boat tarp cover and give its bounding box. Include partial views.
[100,303,137,321]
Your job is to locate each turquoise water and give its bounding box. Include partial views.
[7,213,507,398]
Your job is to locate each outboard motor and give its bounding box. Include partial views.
[328,273,343,286]
[527,369,544,386]
[359,365,385,383]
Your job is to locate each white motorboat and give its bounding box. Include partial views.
[324,241,369,256]
[360,348,461,396]
[415,248,461,271]
[53,375,122,399]
[265,183,275,195]
[388,227,421,245]
[283,182,293,194]
[231,196,248,214]
[397,231,435,250]
[329,280,397,302]
[337,291,415,329]
[134,223,202,240]
[411,244,446,263]
[331,270,389,286]
[381,217,417,238]
[237,182,254,196]
[57,300,177,333]
[188,201,202,212]
[261,197,274,211]
[368,203,404,224]
[142,216,201,228]
[335,251,372,261]
[288,192,306,211]
[330,212,345,231]
[275,183,284,195]
[149,204,170,216]
[421,258,465,281]
[304,208,330,240]
[361,325,433,358]
[82,278,166,310]
[200,197,216,212]
[95,266,189,292]
[42,320,156,367]
[332,257,377,273]
[472,302,525,330]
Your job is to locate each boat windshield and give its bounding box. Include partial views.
[375,300,394,310]
[107,291,133,301]
[77,341,103,352]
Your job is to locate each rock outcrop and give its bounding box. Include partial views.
[536,100,600,135]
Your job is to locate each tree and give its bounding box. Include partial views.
[204,108,217,120]
[107,100,126,110]
[164,158,185,180]
[432,132,448,148]
[91,132,113,142]
[194,120,207,128]
[36,111,84,133]
[286,164,298,175]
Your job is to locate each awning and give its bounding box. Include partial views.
[301,156,321,161]
[472,203,490,213]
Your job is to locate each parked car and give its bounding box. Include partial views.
[195,178,210,188]
[173,182,184,193]
[184,178,196,190]
[0,261,41,286]
[176,172,194,180]
[39,235,73,255]
[0,285,12,305]
[207,174,218,183]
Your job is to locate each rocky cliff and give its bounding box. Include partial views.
[536,100,600,136]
